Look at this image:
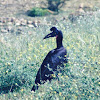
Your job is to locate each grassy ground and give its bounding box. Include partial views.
[0,0,100,100]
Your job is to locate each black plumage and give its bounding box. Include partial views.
[31,27,68,91]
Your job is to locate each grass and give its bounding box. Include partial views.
[0,11,100,99]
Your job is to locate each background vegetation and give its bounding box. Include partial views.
[0,0,100,100]
[27,7,51,17]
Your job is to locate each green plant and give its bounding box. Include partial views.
[27,7,50,17]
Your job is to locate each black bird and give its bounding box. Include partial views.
[31,27,68,91]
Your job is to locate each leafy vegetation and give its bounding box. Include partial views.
[27,7,50,17]
[0,10,100,100]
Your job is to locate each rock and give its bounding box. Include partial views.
[28,24,34,27]
[2,19,6,23]
[11,17,16,22]
[20,19,27,26]
[16,23,21,26]
[21,22,26,26]
[1,29,8,33]
[27,20,33,24]
[0,23,3,26]
[7,26,12,31]
[7,26,14,33]
[7,22,12,25]
[15,19,21,26]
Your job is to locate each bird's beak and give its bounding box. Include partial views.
[43,32,56,39]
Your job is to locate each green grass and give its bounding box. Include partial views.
[0,11,100,100]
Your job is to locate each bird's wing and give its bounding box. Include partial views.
[52,48,67,63]
[35,50,54,84]
[35,48,68,84]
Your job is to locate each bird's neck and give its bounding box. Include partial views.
[56,36,63,49]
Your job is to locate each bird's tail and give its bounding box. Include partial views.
[31,84,39,92]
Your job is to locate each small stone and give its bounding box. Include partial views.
[16,23,21,26]
[21,22,26,26]
[20,18,24,21]
[20,19,27,26]
[11,17,15,22]
[1,29,8,33]
[0,23,3,26]
[2,20,6,23]
[7,22,12,25]
[27,20,33,24]
[7,26,12,31]
[15,20,21,26]
[28,24,34,27]
[15,19,19,23]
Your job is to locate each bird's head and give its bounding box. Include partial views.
[43,27,58,39]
